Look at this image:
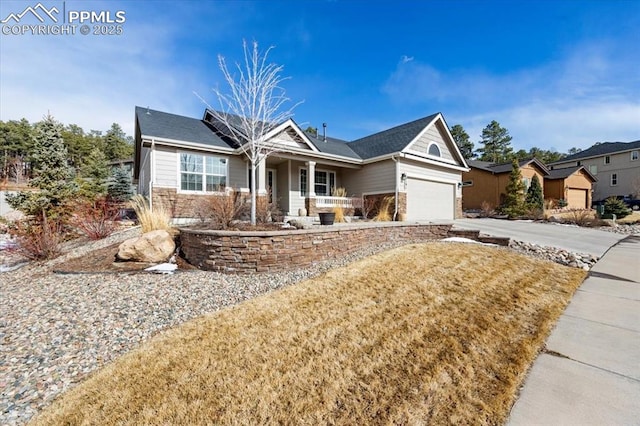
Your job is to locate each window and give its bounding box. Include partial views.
[632,150,639,161]
[522,177,531,190]
[589,165,598,175]
[299,168,336,196]
[180,153,227,192]
[428,143,441,157]
[577,161,581,166]
[299,169,307,196]
[315,170,336,196]
[604,156,610,164]
[611,173,617,186]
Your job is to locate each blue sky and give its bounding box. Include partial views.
[1,0,638,154]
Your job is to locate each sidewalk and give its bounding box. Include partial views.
[508,235,640,425]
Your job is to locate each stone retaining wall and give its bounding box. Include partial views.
[180,223,453,273]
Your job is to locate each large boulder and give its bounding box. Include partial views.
[117,230,175,263]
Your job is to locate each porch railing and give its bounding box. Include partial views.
[315,196,362,209]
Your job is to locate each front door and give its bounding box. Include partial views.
[267,168,277,202]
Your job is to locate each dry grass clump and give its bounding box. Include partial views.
[332,187,347,223]
[129,195,171,233]
[373,195,394,221]
[32,243,585,425]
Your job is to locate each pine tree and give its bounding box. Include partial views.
[6,114,77,219]
[450,124,474,159]
[501,159,526,217]
[107,166,134,203]
[476,120,513,163]
[103,123,133,161]
[525,175,544,210]
[79,148,110,199]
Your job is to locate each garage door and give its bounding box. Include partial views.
[566,188,588,209]
[406,178,455,221]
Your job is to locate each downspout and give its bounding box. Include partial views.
[149,139,156,211]
[392,155,399,221]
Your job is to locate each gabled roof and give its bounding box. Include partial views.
[348,113,439,159]
[546,166,597,182]
[136,106,231,148]
[467,158,550,175]
[550,140,640,163]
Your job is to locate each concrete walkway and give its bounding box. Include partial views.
[508,235,640,425]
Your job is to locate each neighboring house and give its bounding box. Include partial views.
[109,157,134,177]
[549,141,640,202]
[462,158,549,210]
[133,107,469,221]
[544,166,597,209]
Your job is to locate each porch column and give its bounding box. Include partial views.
[306,161,316,197]
[257,159,267,195]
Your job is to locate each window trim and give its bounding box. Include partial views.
[610,173,618,186]
[604,155,610,165]
[178,151,228,194]
[427,142,442,158]
[631,150,639,161]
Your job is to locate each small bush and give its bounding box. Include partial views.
[603,197,631,219]
[70,197,119,240]
[197,190,246,229]
[359,196,376,220]
[557,199,568,208]
[10,213,62,260]
[566,209,597,227]
[480,201,496,218]
[129,195,171,233]
[543,199,556,210]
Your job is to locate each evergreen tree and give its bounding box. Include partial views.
[107,166,134,203]
[450,124,474,159]
[6,115,77,219]
[501,159,526,217]
[476,120,513,163]
[103,123,133,161]
[79,147,110,199]
[525,175,544,210]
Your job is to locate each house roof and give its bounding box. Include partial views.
[467,158,550,175]
[136,106,231,148]
[135,107,464,168]
[546,166,597,182]
[348,113,439,159]
[550,140,640,163]
[304,132,361,159]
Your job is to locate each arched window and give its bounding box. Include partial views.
[428,143,441,157]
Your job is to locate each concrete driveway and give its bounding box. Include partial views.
[453,218,626,257]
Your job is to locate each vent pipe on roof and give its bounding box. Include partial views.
[322,122,327,142]
[146,106,151,115]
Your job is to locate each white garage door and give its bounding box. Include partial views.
[406,178,455,221]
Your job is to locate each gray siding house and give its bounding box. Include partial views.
[549,141,640,202]
[133,107,469,221]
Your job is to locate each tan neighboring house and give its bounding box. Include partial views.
[549,140,640,202]
[133,107,469,221]
[462,158,549,210]
[544,166,597,209]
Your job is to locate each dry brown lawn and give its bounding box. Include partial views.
[31,243,586,425]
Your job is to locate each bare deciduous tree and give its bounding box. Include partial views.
[196,40,300,225]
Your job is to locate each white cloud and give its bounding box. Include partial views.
[382,41,640,152]
[0,1,216,136]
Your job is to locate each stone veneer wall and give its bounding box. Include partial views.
[180,222,453,273]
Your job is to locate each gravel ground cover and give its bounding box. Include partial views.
[0,230,429,426]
